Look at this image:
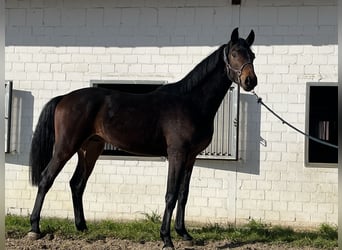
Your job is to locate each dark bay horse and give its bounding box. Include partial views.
[28,28,257,249]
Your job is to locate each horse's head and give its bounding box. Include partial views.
[224,28,257,92]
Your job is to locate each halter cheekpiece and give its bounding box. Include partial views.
[223,46,253,83]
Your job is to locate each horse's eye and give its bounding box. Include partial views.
[231,52,237,58]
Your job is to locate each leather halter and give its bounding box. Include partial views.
[223,47,253,84]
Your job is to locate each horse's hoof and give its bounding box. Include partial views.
[26,231,41,240]
[162,247,175,250]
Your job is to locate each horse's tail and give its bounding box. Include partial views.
[29,95,64,186]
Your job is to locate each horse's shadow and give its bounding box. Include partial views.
[215,240,260,249]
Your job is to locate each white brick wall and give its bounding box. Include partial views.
[5,0,338,227]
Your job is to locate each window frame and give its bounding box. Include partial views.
[4,80,13,153]
[305,82,338,168]
[90,80,240,161]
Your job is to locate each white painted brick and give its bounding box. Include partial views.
[240,180,256,190]
[207,178,223,189]
[192,196,207,207]
[27,9,43,25]
[66,72,83,81]
[288,201,302,212]
[37,63,50,72]
[53,73,65,81]
[101,64,114,73]
[258,7,277,25]
[265,210,280,221]
[202,188,217,198]
[298,7,318,25]
[250,190,265,200]
[43,8,61,26]
[265,191,280,201]
[89,63,101,73]
[273,65,289,74]
[12,63,25,73]
[281,153,297,162]
[208,197,224,208]
[267,55,281,64]
[137,55,151,64]
[125,55,138,63]
[327,55,337,65]
[250,210,265,220]
[256,200,271,210]
[318,45,335,55]
[142,64,155,73]
[304,65,319,74]
[40,72,53,80]
[256,181,272,190]
[242,199,257,210]
[289,65,304,74]
[86,8,103,27]
[318,6,336,25]
[140,8,158,25]
[312,54,328,64]
[278,7,297,25]
[115,64,129,73]
[168,64,182,73]
[9,8,26,26]
[310,213,326,223]
[192,178,207,188]
[157,7,176,26]
[103,8,121,26]
[61,8,86,26]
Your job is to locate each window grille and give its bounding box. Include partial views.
[198,83,239,160]
[91,80,239,160]
[305,82,338,167]
[5,80,13,153]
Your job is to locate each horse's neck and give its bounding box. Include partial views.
[192,67,232,119]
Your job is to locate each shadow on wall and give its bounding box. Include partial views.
[196,92,261,175]
[5,2,337,47]
[5,89,34,165]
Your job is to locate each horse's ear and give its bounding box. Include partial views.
[230,27,239,44]
[246,30,255,46]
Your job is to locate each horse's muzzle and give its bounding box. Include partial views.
[241,75,257,92]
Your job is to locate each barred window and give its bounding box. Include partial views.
[305,82,338,167]
[91,80,239,160]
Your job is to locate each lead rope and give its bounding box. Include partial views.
[251,91,338,149]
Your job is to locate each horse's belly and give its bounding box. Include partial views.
[102,127,167,157]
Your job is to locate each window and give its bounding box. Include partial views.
[91,80,240,160]
[305,82,338,167]
[5,80,13,153]
[197,83,239,160]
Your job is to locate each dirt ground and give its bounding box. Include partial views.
[5,235,336,250]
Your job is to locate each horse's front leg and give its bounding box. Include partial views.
[160,151,186,249]
[175,158,195,242]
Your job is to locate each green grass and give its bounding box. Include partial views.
[5,215,338,249]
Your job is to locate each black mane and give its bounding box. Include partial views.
[159,44,226,94]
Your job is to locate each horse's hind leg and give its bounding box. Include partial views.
[70,138,104,231]
[29,148,75,238]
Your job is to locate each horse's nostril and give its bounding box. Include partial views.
[246,76,251,85]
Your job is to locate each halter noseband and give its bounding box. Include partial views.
[223,47,253,83]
